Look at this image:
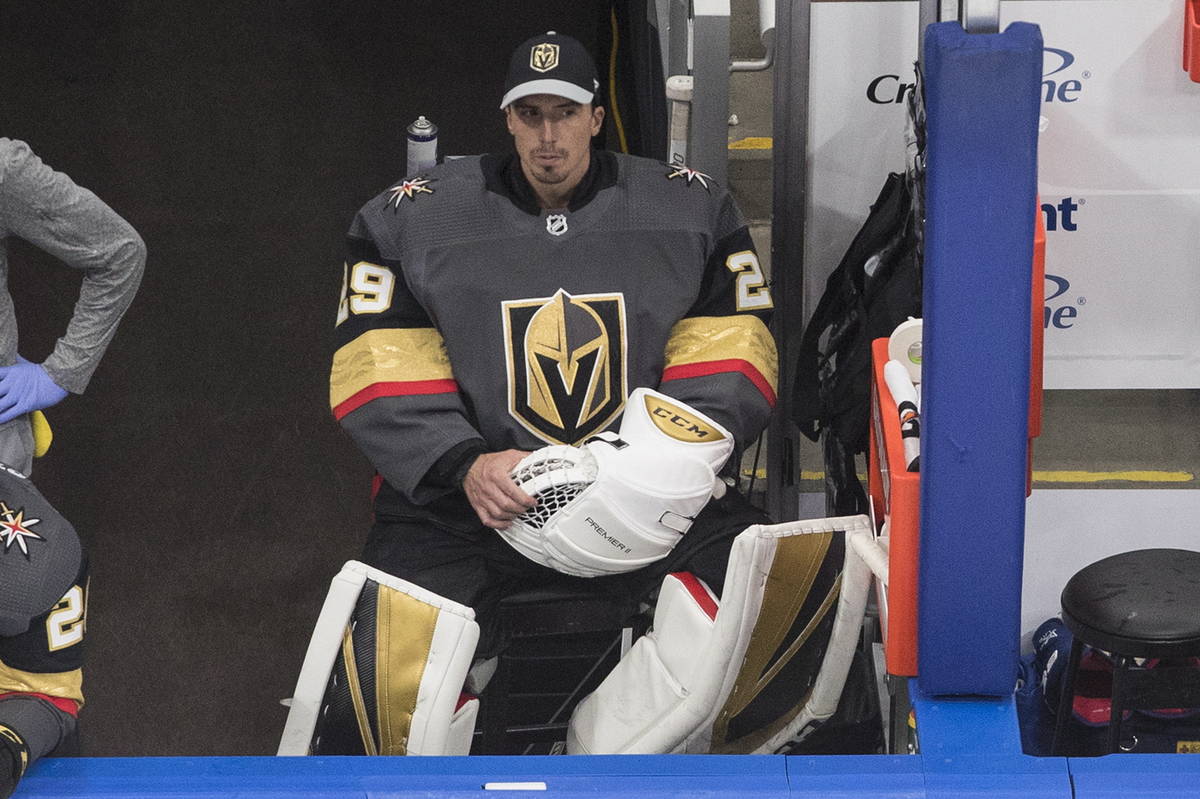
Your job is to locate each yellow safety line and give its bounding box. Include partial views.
[795,470,869,483]
[1033,470,1195,484]
[743,468,1195,484]
[729,136,773,150]
[741,468,863,482]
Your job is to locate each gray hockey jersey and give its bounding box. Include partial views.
[331,151,776,522]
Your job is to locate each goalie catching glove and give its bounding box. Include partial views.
[497,387,734,577]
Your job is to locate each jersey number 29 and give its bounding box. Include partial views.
[46,583,86,652]
[726,251,773,311]
[337,261,396,324]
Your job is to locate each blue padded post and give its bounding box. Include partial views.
[917,21,1043,696]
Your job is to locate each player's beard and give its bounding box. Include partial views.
[529,147,573,184]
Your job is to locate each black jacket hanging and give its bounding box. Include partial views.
[792,172,922,456]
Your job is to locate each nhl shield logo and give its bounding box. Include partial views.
[545,214,568,236]
[531,43,560,72]
[503,290,627,445]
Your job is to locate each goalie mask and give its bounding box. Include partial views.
[498,388,734,578]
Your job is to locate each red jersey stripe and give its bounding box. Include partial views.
[0,691,79,717]
[333,379,459,420]
[662,359,777,407]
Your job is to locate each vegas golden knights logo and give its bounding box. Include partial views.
[504,290,627,445]
[530,43,560,72]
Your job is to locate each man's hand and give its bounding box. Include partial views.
[0,357,69,424]
[463,449,535,529]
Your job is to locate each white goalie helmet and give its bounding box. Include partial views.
[497,387,734,578]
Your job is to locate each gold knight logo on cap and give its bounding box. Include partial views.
[531,42,560,72]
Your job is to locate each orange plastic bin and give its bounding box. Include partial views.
[867,338,920,677]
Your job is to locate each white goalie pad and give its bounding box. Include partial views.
[498,387,734,577]
[277,560,480,756]
[566,515,874,754]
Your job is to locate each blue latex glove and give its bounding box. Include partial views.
[0,356,69,424]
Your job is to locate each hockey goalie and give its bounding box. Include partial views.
[279,388,872,757]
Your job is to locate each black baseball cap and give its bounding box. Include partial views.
[500,31,599,109]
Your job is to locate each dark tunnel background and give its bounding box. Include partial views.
[0,0,646,756]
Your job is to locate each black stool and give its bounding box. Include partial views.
[1051,548,1200,755]
[472,582,644,755]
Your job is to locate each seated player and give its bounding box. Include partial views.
[283,31,809,756]
[0,463,87,797]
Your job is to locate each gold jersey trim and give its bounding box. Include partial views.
[663,316,779,394]
[330,328,454,411]
[0,658,84,707]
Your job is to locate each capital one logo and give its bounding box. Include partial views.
[1042,47,1088,103]
[1041,197,1081,232]
[865,73,917,105]
[866,46,1088,105]
[1044,274,1086,330]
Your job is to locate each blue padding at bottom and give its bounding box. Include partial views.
[909,678,1027,757]
[909,680,1069,799]
[787,755,923,798]
[1069,755,1200,799]
[19,754,793,798]
[16,750,1200,798]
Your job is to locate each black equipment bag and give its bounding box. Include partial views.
[791,173,922,514]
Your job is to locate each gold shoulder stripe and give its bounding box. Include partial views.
[331,328,455,411]
[0,659,84,706]
[663,316,778,395]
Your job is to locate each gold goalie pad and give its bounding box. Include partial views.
[567,515,874,754]
[278,561,480,756]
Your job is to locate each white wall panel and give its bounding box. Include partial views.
[804,0,1200,388]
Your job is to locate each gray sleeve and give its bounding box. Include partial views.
[339,395,485,506]
[0,694,76,765]
[0,140,146,394]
